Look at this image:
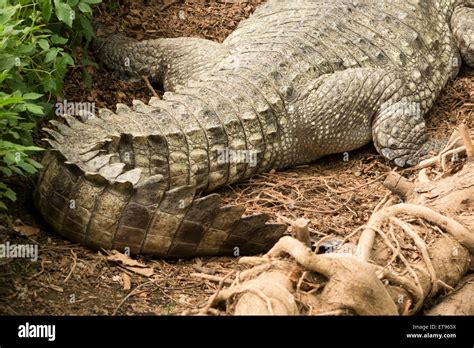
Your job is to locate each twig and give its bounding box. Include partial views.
[64,249,77,283]
[321,174,388,194]
[391,217,438,297]
[239,255,269,266]
[159,0,182,12]
[112,280,153,316]
[26,259,47,280]
[357,203,474,262]
[459,124,473,161]
[154,286,181,305]
[296,271,308,293]
[199,271,235,315]
[230,271,242,287]
[6,304,19,315]
[441,146,466,171]
[375,265,422,315]
[142,76,159,98]
[384,224,402,270]
[341,224,366,244]
[418,168,431,183]
[292,218,311,247]
[383,172,414,200]
[373,193,397,214]
[239,263,278,280]
[416,128,471,169]
[369,225,425,314]
[276,213,326,236]
[190,272,233,285]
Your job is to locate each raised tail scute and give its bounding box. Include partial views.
[35,109,287,258]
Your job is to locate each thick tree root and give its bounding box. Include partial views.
[425,275,474,315]
[194,127,473,316]
[241,237,398,315]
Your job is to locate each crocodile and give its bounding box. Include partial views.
[35,0,474,257]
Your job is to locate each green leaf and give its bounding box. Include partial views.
[4,152,18,165]
[26,158,43,169]
[0,56,17,71]
[17,44,36,55]
[0,5,19,26]
[22,145,44,152]
[82,0,102,4]
[7,78,27,94]
[9,166,24,175]
[42,78,58,92]
[22,92,43,100]
[51,34,68,45]
[11,103,26,113]
[67,0,79,6]
[45,48,58,62]
[40,0,53,22]
[0,112,21,122]
[3,188,16,202]
[0,70,10,83]
[0,201,7,210]
[81,58,98,68]
[0,95,23,107]
[24,103,44,115]
[17,161,37,174]
[81,70,92,88]
[79,15,94,41]
[38,39,50,50]
[60,52,75,66]
[54,0,74,27]
[18,122,36,130]
[0,167,13,176]
[38,102,53,115]
[78,2,92,15]
[9,130,20,139]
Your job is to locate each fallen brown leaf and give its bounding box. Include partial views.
[106,250,147,268]
[122,273,131,290]
[40,283,64,293]
[13,225,40,237]
[136,291,149,299]
[106,251,155,277]
[124,266,154,278]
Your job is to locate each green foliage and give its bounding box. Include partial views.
[0,0,102,210]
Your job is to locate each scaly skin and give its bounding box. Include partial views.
[35,0,474,257]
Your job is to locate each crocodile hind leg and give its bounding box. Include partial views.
[296,68,443,168]
[451,5,474,67]
[93,34,230,90]
[371,5,474,166]
[372,101,444,168]
[372,77,449,168]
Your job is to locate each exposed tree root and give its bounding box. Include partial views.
[193,127,473,316]
[425,275,474,315]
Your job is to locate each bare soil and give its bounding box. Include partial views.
[0,0,472,315]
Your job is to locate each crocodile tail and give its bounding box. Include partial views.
[35,103,286,257]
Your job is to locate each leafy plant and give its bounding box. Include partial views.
[0,0,102,210]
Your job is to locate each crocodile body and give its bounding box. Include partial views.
[35,0,474,257]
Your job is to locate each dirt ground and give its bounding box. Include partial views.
[0,0,472,315]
